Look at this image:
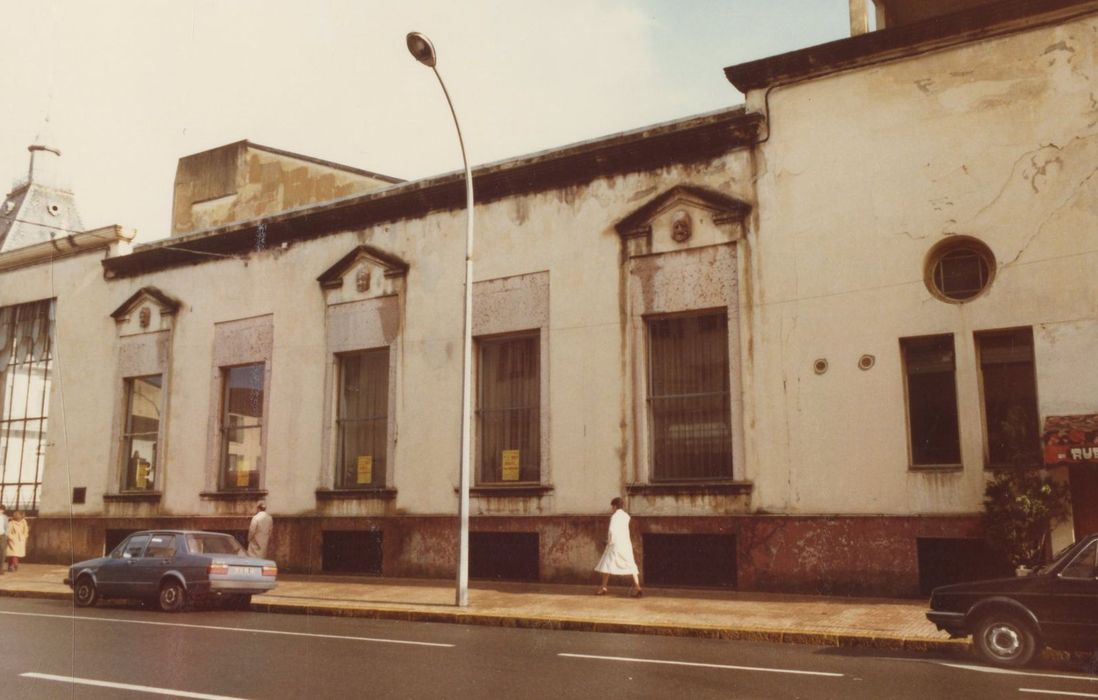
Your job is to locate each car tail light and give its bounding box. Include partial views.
[208,561,229,576]
[262,565,277,577]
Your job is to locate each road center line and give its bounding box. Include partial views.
[938,662,1098,683]
[0,610,453,648]
[1020,689,1098,698]
[558,652,843,678]
[22,672,250,700]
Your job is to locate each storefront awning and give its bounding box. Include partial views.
[1043,414,1098,466]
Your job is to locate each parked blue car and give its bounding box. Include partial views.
[65,530,277,612]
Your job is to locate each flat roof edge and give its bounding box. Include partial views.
[104,108,760,279]
[724,0,1098,92]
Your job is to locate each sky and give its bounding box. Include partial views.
[0,1,850,243]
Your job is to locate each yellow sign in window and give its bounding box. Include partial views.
[357,456,374,485]
[135,460,150,489]
[501,450,520,481]
[236,462,251,487]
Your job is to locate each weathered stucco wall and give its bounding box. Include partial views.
[25,148,755,527]
[745,15,1098,515]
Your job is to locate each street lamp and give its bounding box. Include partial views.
[407,31,474,608]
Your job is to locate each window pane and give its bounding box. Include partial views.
[221,363,264,490]
[338,349,389,488]
[979,329,1040,467]
[122,375,161,490]
[903,335,961,465]
[936,249,988,299]
[0,299,54,511]
[648,313,732,481]
[478,335,539,483]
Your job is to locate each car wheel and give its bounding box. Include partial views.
[974,612,1040,668]
[158,580,188,613]
[73,576,98,608]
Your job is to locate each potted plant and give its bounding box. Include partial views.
[982,469,1071,573]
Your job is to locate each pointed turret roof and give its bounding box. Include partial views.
[0,143,85,253]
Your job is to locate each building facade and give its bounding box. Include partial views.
[1,0,1095,596]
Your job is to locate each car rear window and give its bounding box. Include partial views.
[186,534,245,555]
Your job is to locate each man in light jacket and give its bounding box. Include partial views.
[247,502,273,559]
[0,505,7,576]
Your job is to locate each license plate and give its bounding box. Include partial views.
[228,565,259,577]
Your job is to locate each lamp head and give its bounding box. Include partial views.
[406,32,437,67]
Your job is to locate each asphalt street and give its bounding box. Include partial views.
[1,597,1096,699]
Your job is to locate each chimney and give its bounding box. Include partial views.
[27,144,65,189]
[850,0,871,36]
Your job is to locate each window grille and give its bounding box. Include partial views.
[477,334,539,483]
[337,348,389,488]
[647,312,732,481]
[0,299,54,511]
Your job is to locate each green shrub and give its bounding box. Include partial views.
[982,470,1071,568]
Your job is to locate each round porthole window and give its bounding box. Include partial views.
[925,237,995,303]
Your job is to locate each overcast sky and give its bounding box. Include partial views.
[1,1,849,243]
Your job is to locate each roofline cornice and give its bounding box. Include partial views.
[724,0,1098,93]
[103,108,761,279]
[0,226,132,274]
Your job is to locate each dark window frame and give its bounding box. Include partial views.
[219,362,265,491]
[475,331,541,485]
[645,310,733,482]
[336,347,390,489]
[901,334,962,468]
[976,327,1041,469]
[120,374,163,492]
[925,237,996,303]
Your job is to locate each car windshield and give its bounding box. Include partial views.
[185,534,245,556]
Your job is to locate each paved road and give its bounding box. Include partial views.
[1,597,1095,699]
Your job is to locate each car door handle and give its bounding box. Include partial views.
[161,559,172,564]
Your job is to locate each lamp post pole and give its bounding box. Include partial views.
[407,31,474,608]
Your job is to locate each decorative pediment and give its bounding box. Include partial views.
[110,287,182,334]
[317,244,409,301]
[615,185,751,258]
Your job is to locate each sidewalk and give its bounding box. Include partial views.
[0,563,964,654]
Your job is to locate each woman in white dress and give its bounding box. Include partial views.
[594,497,642,597]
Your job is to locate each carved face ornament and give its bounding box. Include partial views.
[671,210,692,242]
[139,306,151,329]
[356,267,371,293]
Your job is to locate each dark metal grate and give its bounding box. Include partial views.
[647,312,732,481]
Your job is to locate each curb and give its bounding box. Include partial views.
[2,586,965,655]
[0,588,70,601]
[251,599,967,654]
